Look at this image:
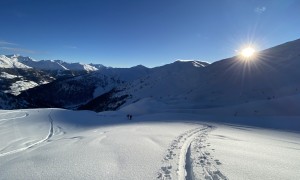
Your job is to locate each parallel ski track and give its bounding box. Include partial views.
[0,110,54,157]
[158,124,227,180]
[178,127,209,180]
[0,110,29,122]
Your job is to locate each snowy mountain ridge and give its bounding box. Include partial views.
[16,60,209,110]
[176,59,210,67]
[0,55,106,96]
[2,38,300,114]
[0,55,101,72]
[92,38,300,114]
[0,55,32,69]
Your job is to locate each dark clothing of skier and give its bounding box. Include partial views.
[127,114,133,120]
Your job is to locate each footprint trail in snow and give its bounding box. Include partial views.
[157,125,228,180]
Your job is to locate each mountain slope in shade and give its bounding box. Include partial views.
[113,60,211,103]
[19,73,124,108]
[79,60,209,111]
[96,65,151,81]
[93,39,300,113]
[18,65,153,109]
[0,55,104,96]
[0,92,26,109]
[1,38,300,114]
[0,68,54,96]
[19,60,209,110]
[184,38,300,107]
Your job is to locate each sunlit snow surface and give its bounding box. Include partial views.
[4,80,40,95]
[0,72,18,79]
[0,108,300,180]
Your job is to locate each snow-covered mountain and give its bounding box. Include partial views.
[0,68,54,95]
[14,60,210,110]
[2,38,300,114]
[0,55,31,69]
[78,60,209,111]
[0,55,104,95]
[95,65,151,81]
[2,44,300,180]
[1,55,100,72]
[186,38,300,107]
[20,73,124,108]
[81,39,300,113]
[19,65,153,109]
[89,63,106,70]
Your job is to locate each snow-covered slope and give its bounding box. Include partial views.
[21,65,152,109]
[185,38,300,107]
[4,80,39,96]
[107,60,210,106]
[0,68,54,96]
[2,38,300,113]
[60,61,98,71]
[0,55,103,96]
[20,73,125,108]
[89,63,106,70]
[46,37,300,114]
[97,65,151,81]
[20,59,68,70]
[0,72,18,79]
[19,56,99,72]
[78,60,209,111]
[0,108,299,179]
[0,55,31,69]
[103,39,300,113]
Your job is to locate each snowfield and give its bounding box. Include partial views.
[0,72,18,79]
[4,80,39,95]
[0,108,300,180]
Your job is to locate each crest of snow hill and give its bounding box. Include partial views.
[1,38,300,116]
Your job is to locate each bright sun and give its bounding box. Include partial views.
[241,47,255,58]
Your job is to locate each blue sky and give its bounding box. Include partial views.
[0,0,299,67]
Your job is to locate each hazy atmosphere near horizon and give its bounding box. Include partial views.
[0,0,299,67]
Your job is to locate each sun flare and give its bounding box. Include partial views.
[241,47,255,58]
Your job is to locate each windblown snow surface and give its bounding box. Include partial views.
[0,100,300,180]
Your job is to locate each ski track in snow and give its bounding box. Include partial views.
[191,128,228,180]
[0,110,29,122]
[157,125,228,180]
[0,110,54,157]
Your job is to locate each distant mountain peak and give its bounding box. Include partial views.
[0,55,32,69]
[159,59,209,69]
[0,55,100,72]
[5,54,20,58]
[175,59,210,67]
[131,64,148,69]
